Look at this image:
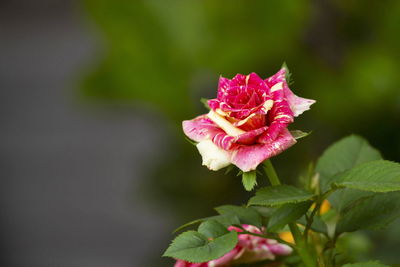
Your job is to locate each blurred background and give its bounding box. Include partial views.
[1,0,399,266]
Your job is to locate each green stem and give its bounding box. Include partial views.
[263,160,281,186]
[263,159,316,267]
[304,202,321,241]
[289,223,316,267]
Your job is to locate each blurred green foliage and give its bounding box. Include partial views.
[81,0,400,265]
[82,0,311,120]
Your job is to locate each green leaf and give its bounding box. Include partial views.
[242,171,257,191]
[268,201,312,232]
[248,185,314,206]
[342,261,388,267]
[212,214,241,228]
[198,220,229,238]
[290,130,311,140]
[176,215,241,233]
[281,62,293,85]
[174,214,241,233]
[336,192,400,233]
[215,205,262,228]
[328,188,374,213]
[163,230,238,263]
[318,137,386,222]
[316,135,382,192]
[174,218,205,233]
[334,160,400,192]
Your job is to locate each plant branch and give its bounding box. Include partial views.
[289,223,316,267]
[304,202,321,241]
[263,159,316,267]
[263,160,280,186]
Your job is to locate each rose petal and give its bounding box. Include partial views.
[234,126,269,145]
[196,140,231,171]
[182,115,225,143]
[174,260,208,267]
[217,76,230,100]
[208,247,241,267]
[208,73,271,121]
[231,129,296,172]
[265,68,315,117]
[265,68,286,88]
[267,243,293,256]
[212,133,236,150]
[283,85,316,117]
[174,260,186,267]
[230,73,267,92]
[258,83,294,143]
[207,110,246,137]
[232,112,266,131]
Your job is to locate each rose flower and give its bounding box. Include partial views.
[174,224,293,267]
[183,68,315,172]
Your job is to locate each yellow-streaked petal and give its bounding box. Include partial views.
[207,110,246,137]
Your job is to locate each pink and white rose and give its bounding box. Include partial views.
[174,224,293,267]
[183,68,315,172]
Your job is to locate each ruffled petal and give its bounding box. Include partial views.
[230,73,267,91]
[174,260,187,267]
[208,247,241,267]
[174,260,208,267]
[265,67,315,117]
[209,73,271,121]
[182,115,225,143]
[283,85,316,117]
[232,112,267,131]
[265,68,286,88]
[212,133,235,150]
[217,76,230,100]
[196,140,231,171]
[258,85,293,143]
[231,129,296,172]
[267,242,293,256]
[234,126,269,145]
[235,245,275,263]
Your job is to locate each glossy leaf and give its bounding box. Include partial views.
[248,185,314,206]
[174,214,241,233]
[198,220,229,238]
[163,230,238,263]
[268,201,312,232]
[215,205,262,228]
[334,160,400,192]
[336,192,400,233]
[316,135,382,192]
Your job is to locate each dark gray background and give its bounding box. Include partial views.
[0,1,173,266]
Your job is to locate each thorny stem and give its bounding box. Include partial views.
[263,160,316,267]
